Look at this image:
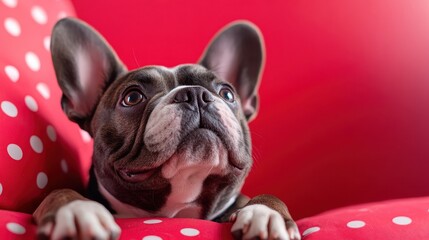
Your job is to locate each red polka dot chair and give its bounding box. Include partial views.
[2,0,429,239]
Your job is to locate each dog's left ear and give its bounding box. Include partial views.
[50,18,127,133]
[199,21,265,121]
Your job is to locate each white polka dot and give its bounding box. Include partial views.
[4,18,21,37]
[1,101,18,117]
[5,65,19,82]
[30,135,43,153]
[302,226,320,237]
[2,0,17,8]
[6,222,26,235]
[31,6,48,25]
[36,83,50,99]
[25,52,41,71]
[142,236,162,240]
[7,144,23,160]
[392,216,412,225]
[347,220,366,228]
[61,159,68,173]
[0,183,3,195]
[180,228,200,237]
[25,95,38,112]
[43,36,51,51]
[143,219,163,224]
[80,129,92,143]
[46,125,57,141]
[37,172,48,189]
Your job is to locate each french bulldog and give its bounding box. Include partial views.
[33,17,300,240]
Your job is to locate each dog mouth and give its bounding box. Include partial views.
[118,167,161,183]
[117,154,243,184]
[118,127,247,183]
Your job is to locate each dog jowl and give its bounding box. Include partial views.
[33,18,300,240]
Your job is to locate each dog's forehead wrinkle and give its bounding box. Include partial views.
[125,66,176,89]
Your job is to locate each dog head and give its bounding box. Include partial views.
[51,18,264,219]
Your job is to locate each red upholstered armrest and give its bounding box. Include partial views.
[1,0,92,213]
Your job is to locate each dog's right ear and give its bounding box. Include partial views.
[51,17,127,133]
[199,21,264,122]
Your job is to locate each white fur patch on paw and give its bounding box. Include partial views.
[47,200,121,240]
[231,204,290,240]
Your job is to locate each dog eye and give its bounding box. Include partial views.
[121,90,146,107]
[219,87,235,102]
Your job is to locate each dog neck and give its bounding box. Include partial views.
[97,179,237,220]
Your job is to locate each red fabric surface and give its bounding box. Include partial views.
[297,197,429,239]
[0,0,93,213]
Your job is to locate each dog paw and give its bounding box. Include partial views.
[37,200,121,240]
[230,204,301,240]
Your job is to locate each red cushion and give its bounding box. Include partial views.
[0,0,92,212]
[0,210,234,240]
[297,197,429,239]
[2,197,429,239]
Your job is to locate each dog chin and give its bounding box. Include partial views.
[115,129,235,183]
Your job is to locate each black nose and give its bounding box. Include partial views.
[173,87,214,108]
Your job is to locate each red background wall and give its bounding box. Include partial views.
[70,0,429,219]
